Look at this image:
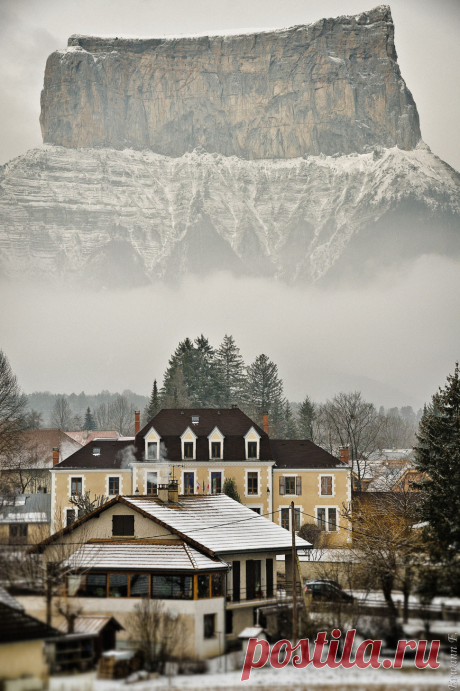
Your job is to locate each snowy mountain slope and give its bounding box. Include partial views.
[0,142,458,286]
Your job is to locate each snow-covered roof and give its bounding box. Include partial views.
[0,494,51,524]
[57,616,123,635]
[125,494,310,555]
[65,540,228,571]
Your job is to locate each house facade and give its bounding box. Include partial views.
[32,490,310,658]
[50,408,350,544]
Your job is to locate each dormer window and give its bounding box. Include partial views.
[181,427,197,461]
[93,447,100,456]
[147,442,158,460]
[192,416,199,425]
[207,427,224,461]
[211,442,221,459]
[244,427,261,460]
[144,426,161,463]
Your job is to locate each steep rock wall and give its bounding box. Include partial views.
[40,5,421,159]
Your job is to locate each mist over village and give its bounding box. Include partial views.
[0,1,459,690]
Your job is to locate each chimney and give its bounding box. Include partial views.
[339,446,349,465]
[134,410,140,435]
[157,484,169,502]
[52,447,60,466]
[263,412,269,435]
[168,480,179,503]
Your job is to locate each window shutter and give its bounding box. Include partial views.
[295,476,302,495]
[279,476,285,495]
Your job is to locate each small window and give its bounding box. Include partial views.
[93,447,101,456]
[328,508,337,531]
[108,477,119,495]
[66,509,76,527]
[285,477,296,495]
[226,609,233,634]
[109,573,128,597]
[295,507,301,532]
[317,508,326,531]
[281,508,289,531]
[211,441,221,459]
[112,514,134,536]
[184,472,195,495]
[211,573,224,597]
[71,477,83,496]
[197,574,210,599]
[183,442,194,460]
[247,441,257,459]
[130,574,149,597]
[147,472,158,495]
[204,613,215,639]
[211,472,222,494]
[321,476,333,496]
[247,472,258,495]
[192,416,199,425]
[9,524,27,545]
[251,507,261,514]
[147,442,158,460]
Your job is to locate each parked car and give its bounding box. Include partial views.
[304,579,354,603]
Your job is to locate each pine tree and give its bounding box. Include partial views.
[281,400,299,440]
[298,395,316,440]
[215,334,246,408]
[223,477,241,503]
[245,354,285,429]
[83,407,96,431]
[414,364,460,559]
[194,334,221,406]
[143,380,160,423]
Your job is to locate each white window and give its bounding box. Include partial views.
[316,506,339,532]
[181,427,197,461]
[146,471,158,495]
[244,427,261,460]
[143,427,161,462]
[207,427,224,460]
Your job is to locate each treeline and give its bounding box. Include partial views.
[143,334,420,451]
[26,390,148,434]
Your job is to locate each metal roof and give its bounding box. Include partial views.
[0,494,51,524]
[58,616,123,635]
[126,494,311,555]
[0,585,23,610]
[65,540,228,571]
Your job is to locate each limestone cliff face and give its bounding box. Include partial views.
[40,5,421,159]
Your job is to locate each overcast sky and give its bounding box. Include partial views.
[0,0,459,408]
[1,0,460,169]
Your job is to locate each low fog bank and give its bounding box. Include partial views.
[1,254,458,410]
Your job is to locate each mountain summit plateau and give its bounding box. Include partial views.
[0,5,458,286]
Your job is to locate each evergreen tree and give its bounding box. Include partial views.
[83,407,96,430]
[245,354,285,429]
[194,335,221,406]
[215,334,246,408]
[143,380,160,423]
[298,395,316,440]
[223,477,241,503]
[414,364,460,559]
[281,400,299,439]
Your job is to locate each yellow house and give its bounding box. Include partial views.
[31,490,310,658]
[0,586,60,689]
[0,494,51,546]
[50,408,350,545]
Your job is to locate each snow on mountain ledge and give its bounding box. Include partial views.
[0,144,458,287]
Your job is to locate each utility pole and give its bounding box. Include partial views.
[291,500,297,643]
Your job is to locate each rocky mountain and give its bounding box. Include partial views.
[40,5,420,160]
[0,5,458,286]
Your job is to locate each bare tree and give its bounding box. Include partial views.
[94,403,111,430]
[378,409,416,449]
[128,598,188,673]
[343,492,422,645]
[0,350,27,459]
[108,395,135,436]
[51,396,73,430]
[69,492,108,518]
[316,392,383,491]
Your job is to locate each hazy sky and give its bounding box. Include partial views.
[0,0,459,409]
[1,0,460,169]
